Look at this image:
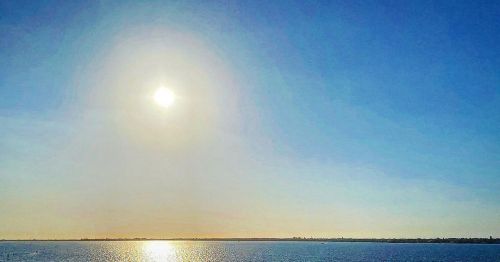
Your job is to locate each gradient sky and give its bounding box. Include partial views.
[1,0,499,239]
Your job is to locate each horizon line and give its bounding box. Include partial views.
[1,237,498,243]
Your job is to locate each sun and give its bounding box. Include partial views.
[153,87,176,108]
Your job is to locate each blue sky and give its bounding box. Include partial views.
[1,0,499,238]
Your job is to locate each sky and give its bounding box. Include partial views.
[1,0,499,239]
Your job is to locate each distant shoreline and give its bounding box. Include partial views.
[1,238,499,244]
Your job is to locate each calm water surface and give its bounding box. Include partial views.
[0,241,499,261]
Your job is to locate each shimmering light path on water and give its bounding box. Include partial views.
[1,241,499,261]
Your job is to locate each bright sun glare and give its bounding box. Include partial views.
[154,87,175,108]
[143,241,177,261]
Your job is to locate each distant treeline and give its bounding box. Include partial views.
[3,237,499,244]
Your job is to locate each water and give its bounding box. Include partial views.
[1,241,499,261]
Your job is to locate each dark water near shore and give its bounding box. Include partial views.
[1,241,499,261]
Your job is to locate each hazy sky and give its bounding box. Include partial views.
[1,0,499,239]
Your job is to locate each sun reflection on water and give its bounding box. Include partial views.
[142,241,178,261]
